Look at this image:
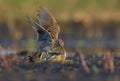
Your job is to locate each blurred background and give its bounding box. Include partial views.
[0,0,120,53]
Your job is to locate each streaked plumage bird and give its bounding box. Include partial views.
[28,8,66,63]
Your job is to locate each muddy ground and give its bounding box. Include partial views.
[0,51,120,81]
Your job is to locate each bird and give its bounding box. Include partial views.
[27,7,66,63]
[43,39,66,63]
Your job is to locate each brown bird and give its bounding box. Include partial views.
[28,8,66,63]
[43,39,66,63]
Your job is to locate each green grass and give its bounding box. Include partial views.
[0,0,120,40]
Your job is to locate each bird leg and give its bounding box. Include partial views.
[43,52,60,61]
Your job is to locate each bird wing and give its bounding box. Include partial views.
[27,17,52,42]
[37,7,60,40]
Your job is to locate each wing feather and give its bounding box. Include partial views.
[27,17,52,42]
[38,7,60,40]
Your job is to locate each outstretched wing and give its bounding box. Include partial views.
[27,17,52,42]
[38,7,60,40]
